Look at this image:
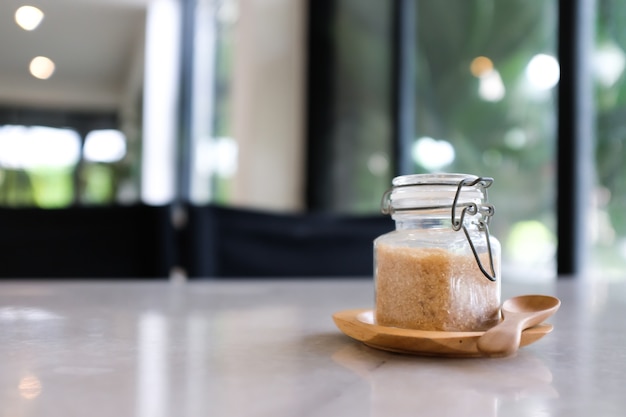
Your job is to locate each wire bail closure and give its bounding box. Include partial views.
[381,175,497,282]
[450,177,496,281]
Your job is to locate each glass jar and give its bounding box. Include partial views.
[374,173,501,331]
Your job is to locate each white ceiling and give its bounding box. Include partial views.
[0,0,150,112]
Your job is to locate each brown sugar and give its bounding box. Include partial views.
[375,243,500,331]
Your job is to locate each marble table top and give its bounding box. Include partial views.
[0,277,623,416]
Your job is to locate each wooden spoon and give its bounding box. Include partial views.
[477,294,560,358]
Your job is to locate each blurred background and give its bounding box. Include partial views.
[0,0,624,281]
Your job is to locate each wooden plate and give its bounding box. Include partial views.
[332,309,553,358]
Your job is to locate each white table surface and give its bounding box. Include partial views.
[0,277,622,416]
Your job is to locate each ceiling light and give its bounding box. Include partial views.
[15,5,44,31]
[29,56,55,80]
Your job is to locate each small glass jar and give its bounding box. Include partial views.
[374,173,501,332]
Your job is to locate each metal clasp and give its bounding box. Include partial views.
[451,177,497,281]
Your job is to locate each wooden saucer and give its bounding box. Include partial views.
[332,309,553,358]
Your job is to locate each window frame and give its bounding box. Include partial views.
[556,0,594,276]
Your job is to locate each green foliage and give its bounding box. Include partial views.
[414,0,557,243]
[22,167,74,208]
[596,0,626,236]
[81,164,116,204]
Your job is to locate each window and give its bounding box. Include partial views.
[303,0,558,280]
[593,0,626,279]
[0,109,135,207]
[81,129,131,204]
[0,124,80,207]
[412,1,558,281]
[187,0,238,204]
[186,0,307,211]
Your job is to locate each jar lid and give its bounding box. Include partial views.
[385,173,491,212]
